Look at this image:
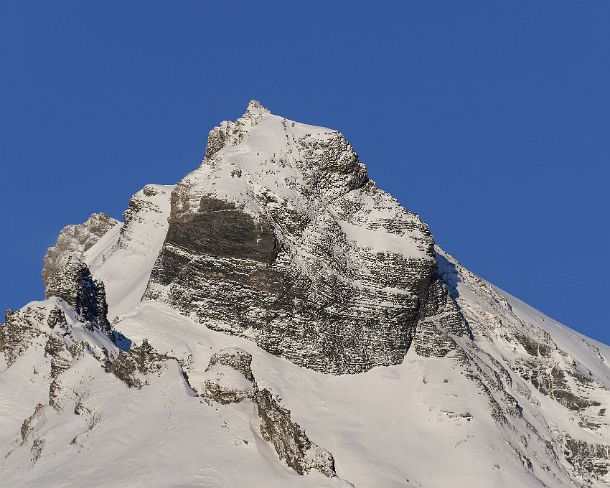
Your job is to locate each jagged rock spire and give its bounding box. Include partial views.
[245,99,270,115]
[42,213,118,295]
[44,255,111,336]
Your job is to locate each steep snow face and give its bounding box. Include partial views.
[85,184,173,318]
[145,101,444,374]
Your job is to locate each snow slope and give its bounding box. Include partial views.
[85,184,173,319]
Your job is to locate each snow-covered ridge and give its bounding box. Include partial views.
[85,184,174,318]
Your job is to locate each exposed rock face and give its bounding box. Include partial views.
[563,435,610,481]
[44,255,111,336]
[1,306,47,366]
[106,339,167,388]
[42,213,118,297]
[203,347,339,479]
[45,333,75,408]
[254,388,337,478]
[42,212,119,337]
[203,347,256,403]
[414,273,471,357]
[21,403,45,445]
[46,307,67,329]
[146,101,443,374]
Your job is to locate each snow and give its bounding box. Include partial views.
[338,219,428,259]
[110,301,576,488]
[84,184,173,319]
[178,110,336,219]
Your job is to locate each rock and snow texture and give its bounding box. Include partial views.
[145,100,460,374]
[203,347,339,478]
[0,301,349,488]
[42,213,119,300]
[1,101,609,488]
[42,213,118,334]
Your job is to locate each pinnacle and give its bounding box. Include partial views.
[246,99,270,115]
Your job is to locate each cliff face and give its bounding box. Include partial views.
[42,213,118,300]
[43,255,111,336]
[145,101,464,373]
[41,213,119,337]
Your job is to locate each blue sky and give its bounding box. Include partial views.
[1,1,608,344]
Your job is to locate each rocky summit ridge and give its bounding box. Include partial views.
[1,101,609,488]
[145,99,468,374]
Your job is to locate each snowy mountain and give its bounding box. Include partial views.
[1,101,609,488]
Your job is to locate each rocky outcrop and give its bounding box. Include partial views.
[254,388,337,477]
[146,101,438,374]
[41,211,121,338]
[20,403,45,445]
[106,339,167,388]
[44,256,111,336]
[515,358,602,412]
[42,213,118,297]
[46,307,67,329]
[563,434,610,482]
[44,332,79,408]
[203,347,339,478]
[414,272,471,358]
[1,300,117,413]
[1,307,47,367]
[203,348,256,403]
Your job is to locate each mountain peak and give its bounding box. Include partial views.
[2,104,609,488]
[146,104,450,374]
[245,98,270,115]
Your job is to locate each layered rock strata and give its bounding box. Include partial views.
[145,101,469,373]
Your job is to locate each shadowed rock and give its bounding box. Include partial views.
[44,256,111,336]
[42,213,118,297]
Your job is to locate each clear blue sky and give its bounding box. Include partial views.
[1,1,608,344]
